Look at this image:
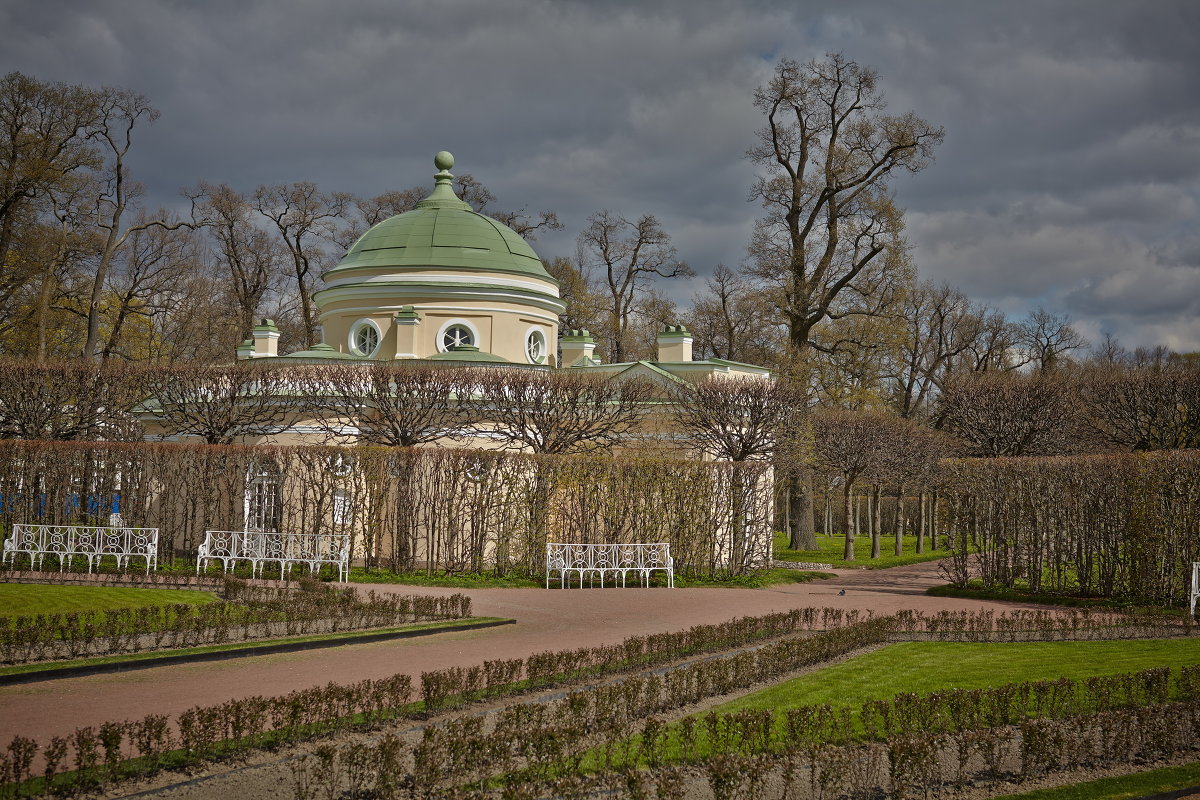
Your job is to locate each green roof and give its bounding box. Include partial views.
[323,152,556,285]
[427,345,510,363]
[277,343,359,361]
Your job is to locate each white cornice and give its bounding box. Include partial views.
[319,304,561,325]
[314,284,566,315]
[322,272,560,298]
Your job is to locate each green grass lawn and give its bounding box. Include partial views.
[349,568,544,588]
[994,761,1200,800]
[677,568,836,589]
[0,583,218,617]
[711,639,1200,717]
[774,530,954,569]
[571,638,1200,776]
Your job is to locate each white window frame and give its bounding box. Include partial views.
[348,318,383,358]
[332,488,352,528]
[436,318,480,352]
[524,325,548,364]
[244,463,282,533]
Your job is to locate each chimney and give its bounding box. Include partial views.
[559,329,597,367]
[251,319,280,358]
[656,324,693,362]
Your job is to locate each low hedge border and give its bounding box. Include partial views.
[0,617,514,686]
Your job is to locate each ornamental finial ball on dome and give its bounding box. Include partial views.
[434,151,455,172]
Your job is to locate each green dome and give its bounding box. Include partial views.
[323,156,556,284]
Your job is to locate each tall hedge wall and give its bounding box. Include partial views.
[938,450,1200,605]
[0,441,771,578]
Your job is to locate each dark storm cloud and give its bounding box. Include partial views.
[2,0,1197,349]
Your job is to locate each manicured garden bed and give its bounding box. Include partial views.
[0,583,217,617]
[710,638,1200,719]
[928,582,1188,616]
[0,616,513,683]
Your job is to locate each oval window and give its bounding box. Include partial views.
[525,328,547,364]
[350,320,381,357]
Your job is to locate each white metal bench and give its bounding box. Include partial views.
[545,542,674,589]
[197,530,350,582]
[1,522,159,574]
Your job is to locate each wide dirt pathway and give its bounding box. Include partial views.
[0,561,1038,744]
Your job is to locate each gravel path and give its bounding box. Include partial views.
[0,560,1041,745]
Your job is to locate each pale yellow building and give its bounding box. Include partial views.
[235,151,771,389]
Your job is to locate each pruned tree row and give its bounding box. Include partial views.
[937,450,1200,605]
[0,439,772,579]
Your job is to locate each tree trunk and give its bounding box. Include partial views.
[35,266,56,363]
[917,491,927,554]
[786,468,817,550]
[926,491,936,554]
[854,491,862,545]
[843,480,855,561]
[84,225,122,361]
[730,468,747,573]
[871,484,881,559]
[780,483,790,541]
[893,488,905,556]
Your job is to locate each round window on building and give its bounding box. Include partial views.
[349,319,381,357]
[525,328,547,364]
[441,323,474,350]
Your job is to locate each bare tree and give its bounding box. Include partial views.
[938,371,1084,457]
[189,183,286,342]
[255,182,351,349]
[480,370,654,455]
[808,408,894,560]
[27,177,100,360]
[147,364,289,445]
[746,53,943,360]
[95,211,200,360]
[868,416,947,557]
[746,53,942,544]
[81,89,192,361]
[888,281,988,418]
[961,308,1022,373]
[1090,332,1129,366]
[1079,362,1200,451]
[577,211,694,363]
[686,264,784,365]
[1017,307,1087,372]
[545,255,607,337]
[671,376,804,462]
[671,376,808,562]
[299,362,476,447]
[0,359,148,441]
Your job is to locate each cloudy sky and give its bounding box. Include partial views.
[3,0,1198,351]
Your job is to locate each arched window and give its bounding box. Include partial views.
[245,462,282,532]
